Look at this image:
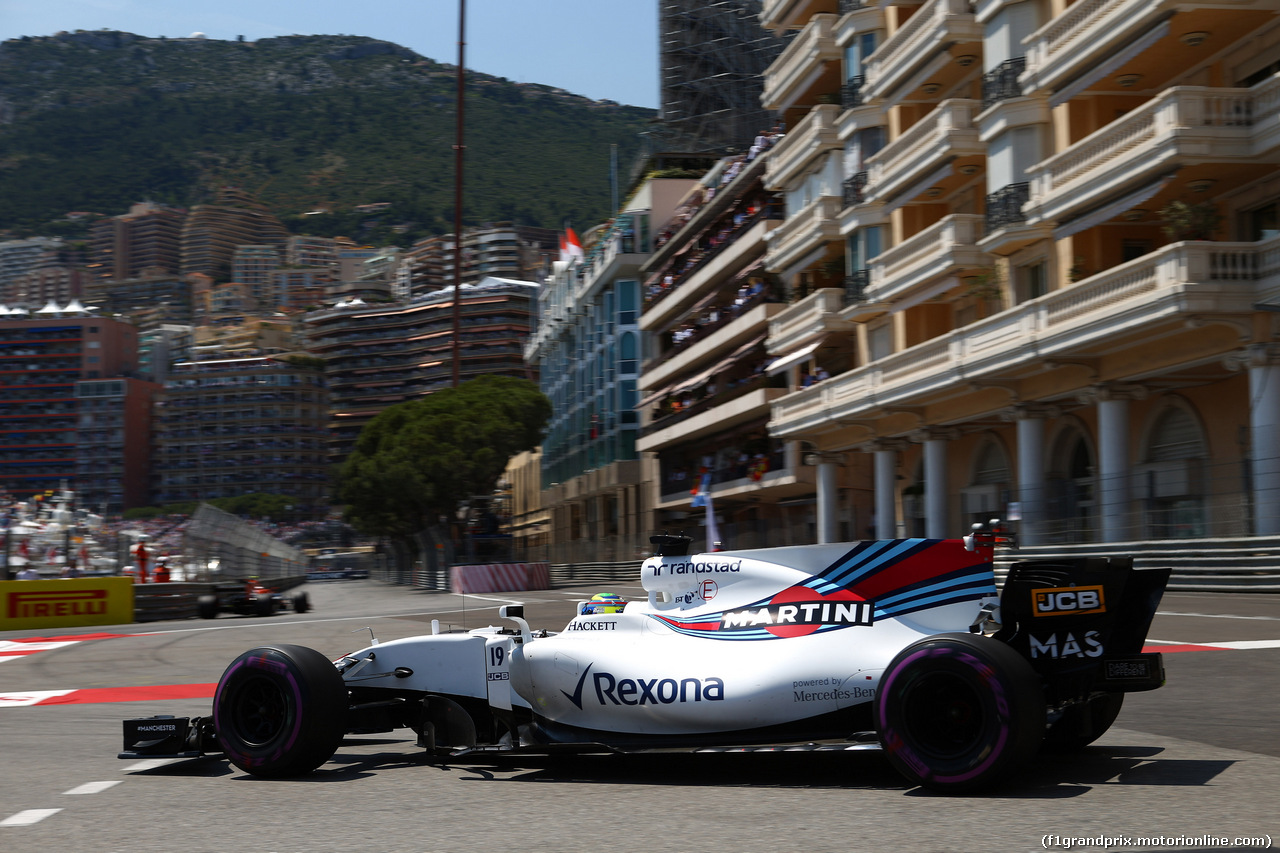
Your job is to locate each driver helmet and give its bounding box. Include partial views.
[581,592,627,615]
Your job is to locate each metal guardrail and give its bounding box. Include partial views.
[550,547,1280,594]
[994,538,1280,592]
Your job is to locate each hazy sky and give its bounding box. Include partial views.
[0,0,662,109]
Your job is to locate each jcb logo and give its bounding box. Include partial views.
[1032,585,1105,617]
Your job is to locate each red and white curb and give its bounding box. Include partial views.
[0,683,217,707]
[0,633,135,663]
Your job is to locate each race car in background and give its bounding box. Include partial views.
[194,579,311,619]
[121,523,1170,792]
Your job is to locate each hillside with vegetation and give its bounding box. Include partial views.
[0,30,656,244]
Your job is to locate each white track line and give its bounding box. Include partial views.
[1,809,61,826]
[122,758,180,772]
[1157,610,1280,621]
[63,781,120,795]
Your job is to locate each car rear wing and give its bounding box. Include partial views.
[994,555,1171,704]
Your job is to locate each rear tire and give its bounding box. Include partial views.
[1042,693,1124,752]
[875,633,1045,792]
[213,644,347,777]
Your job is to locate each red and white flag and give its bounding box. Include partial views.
[559,227,584,264]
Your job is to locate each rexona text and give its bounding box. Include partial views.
[593,672,725,705]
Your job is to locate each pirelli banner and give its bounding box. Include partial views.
[1,578,136,631]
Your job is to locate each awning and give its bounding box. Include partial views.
[1053,173,1175,240]
[1050,19,1171,108]
[766,338,826,376]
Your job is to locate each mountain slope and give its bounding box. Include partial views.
[0,31,656,241]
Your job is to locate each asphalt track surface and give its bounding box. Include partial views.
[0,579,1276,853]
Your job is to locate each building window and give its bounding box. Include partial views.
[868,321,892,362]
[1015,261,1046,303]
[1121,240,1152,263]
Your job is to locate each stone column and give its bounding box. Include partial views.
[910,429,958,539]
[923,437,949,539]
[816,458,839,544]
[870,443,899,539]
[1248,345,1280,535]
[1091,386,1144,543]
[1014,406,1051,547]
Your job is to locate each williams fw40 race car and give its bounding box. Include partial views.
[120,524,1170,792]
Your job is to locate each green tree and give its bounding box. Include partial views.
[338,376,550,538]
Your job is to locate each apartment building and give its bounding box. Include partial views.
[400,224,559,297]
[232,245,282,307]
[137,324,193,384]
[88,202,185,283]
[0,238,63,302]
[0,313,154,506]
[757,0,1280,545]
[304,277,540,464]
[526,200,676,560]
[634,150,859,550]
[152,355,329,513]
[88,270,192,327]
[180,187,289,281]
[76,375,162,513]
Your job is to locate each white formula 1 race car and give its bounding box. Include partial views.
[120,525,1171,792]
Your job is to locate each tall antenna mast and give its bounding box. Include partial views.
[451,0,467,387]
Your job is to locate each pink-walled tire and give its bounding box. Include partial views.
[875,633,1044,792]
[213,644,347,777]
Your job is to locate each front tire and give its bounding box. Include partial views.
[875,633,1045,792]
[213,644,347,777]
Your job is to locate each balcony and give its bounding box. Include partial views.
[980,181,1052,256]
[765,103,842,191]
[985,182,1029,231]
[863,0,981,107]
[763,14,842,111]
[655,452,816,511]
[866,214,986,306]
[639,387,789,452]
[642,302,786,394]
[761,0,838,34]
[769,236,1280,439]
[981,57,1025,109]
[1025,80,1280,227]
[865,99,983,204]
[841,75,866,110]
[843,171,867,208]
[641,218,774,332]
[768,287,857,354]
[766,195,845,275]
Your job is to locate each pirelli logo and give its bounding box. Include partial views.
[1031,585,1106,617]
[7,589,109,619]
